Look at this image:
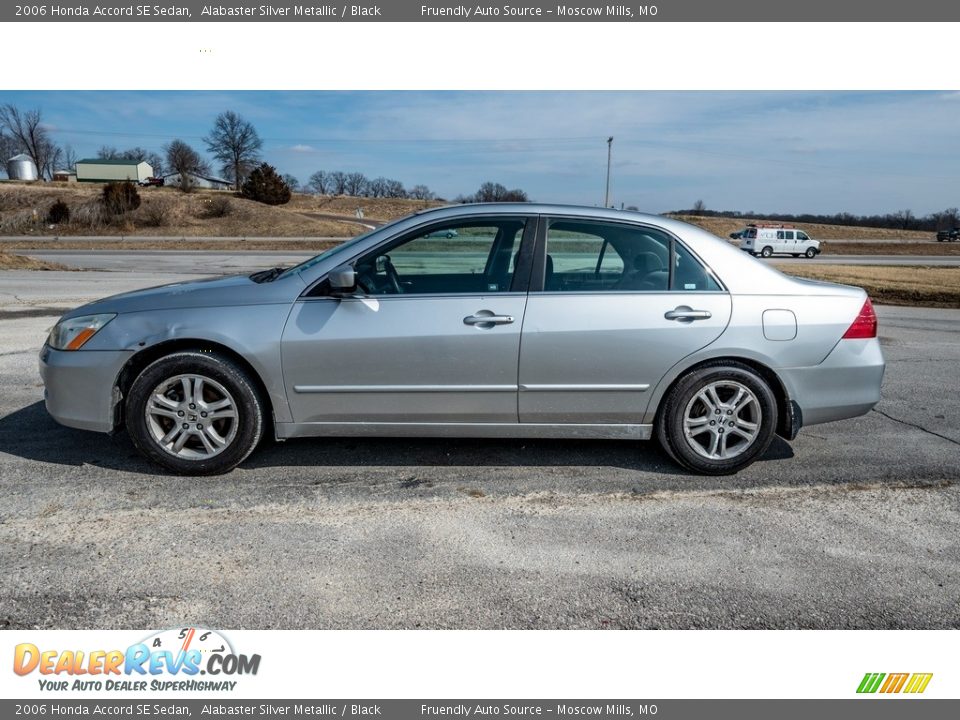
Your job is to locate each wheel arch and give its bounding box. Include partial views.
[114,339,276,433]
[649,355,799,440]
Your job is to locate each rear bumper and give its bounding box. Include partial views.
[39,345,133,433]
[777,337,885,426]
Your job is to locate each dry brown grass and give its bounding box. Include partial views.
[673,214,933,241]
[0,182,384,238]
[0,252,67,270]
[286,194,442,220]
[777,264,960,308]
[819,242,960,256]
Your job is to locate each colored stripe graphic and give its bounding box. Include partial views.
[857,673,885,693]
[857,672,932,694]
[880,673,909,693]
[904,673,933,694]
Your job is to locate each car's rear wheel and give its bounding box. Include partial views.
[125,351,264,475]
[805,247,817,258]
[760,246,773,258]
[657,362,777,475]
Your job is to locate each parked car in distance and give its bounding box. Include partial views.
[139,177,165,187]
[423,228,458,238]
[737,224,822,258]
[40,204,883,476]
[936,228,959,242]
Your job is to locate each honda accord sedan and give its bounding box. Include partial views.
[39,204,884,475]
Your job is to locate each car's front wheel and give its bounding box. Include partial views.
[656,362,777,475]
[760,246,773,258]
[125,351,265,475]
[805,247,817,258]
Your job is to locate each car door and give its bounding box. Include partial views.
[281,216,534,426]
[518,216,732,425]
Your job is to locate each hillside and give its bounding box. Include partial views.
[0,181,441,238]
[671,214,932,241]
[0,181,941,241]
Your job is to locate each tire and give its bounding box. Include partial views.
[656,362,778,475]
[125,351,265,475]
[805,247,817,258]
[760,246,773,258]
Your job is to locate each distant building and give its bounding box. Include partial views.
[53,170,77,183]
[75,158,153,183]
[6,153,39,181]
[161,171,232,190]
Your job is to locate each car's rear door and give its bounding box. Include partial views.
[517,215,732,425]
[281,215,535,426]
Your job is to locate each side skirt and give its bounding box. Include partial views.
[275,422,653,441]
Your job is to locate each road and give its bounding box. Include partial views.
[10,248,960,274]
[0,270,958,629]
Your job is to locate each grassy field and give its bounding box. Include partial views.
[776,264,960,308]
[0,252,66,270]
[0,182,437,239]
[673,214,933,241]
[2,182,947,245]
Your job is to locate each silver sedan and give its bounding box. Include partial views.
[39,204,885,475]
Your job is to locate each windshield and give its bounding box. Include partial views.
[276,227,381,280]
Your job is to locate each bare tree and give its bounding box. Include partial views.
[97,145,120,159]
[692,199,707,215]
[62,145,78,172]
[409,184,435,200]
[942,207,959,229]
[366,176,388,198]
[282,174,300,192]
[0,104,62,180]
[204,111,263,191]
[384,179,407,198]
[329,171,348,195]
[344,172,368,196]
[308,170,331,195]
[892,208,915,230]
[164,139,209,193]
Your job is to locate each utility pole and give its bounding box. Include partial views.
[604,136,613,207]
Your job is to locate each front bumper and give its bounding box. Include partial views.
[778,337,885,427]
[39,345,133,433]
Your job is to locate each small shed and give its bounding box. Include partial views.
[162,171,232,191]
[76,158,153,183]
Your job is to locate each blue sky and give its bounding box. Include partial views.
[2,90,958,215]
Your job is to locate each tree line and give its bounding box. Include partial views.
[680,200,960,232]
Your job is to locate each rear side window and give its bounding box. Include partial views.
[673,242,722,292]
[541,219,722,293]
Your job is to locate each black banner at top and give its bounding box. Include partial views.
[4,0,960,22]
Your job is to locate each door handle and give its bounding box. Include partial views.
[464,313,515,326]
[664,306,712,321]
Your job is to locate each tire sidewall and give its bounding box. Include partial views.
[658,364,777,475]
[761,246,773,257]
[125,351,264,475]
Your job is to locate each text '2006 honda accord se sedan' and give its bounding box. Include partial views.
[40,204,884,475]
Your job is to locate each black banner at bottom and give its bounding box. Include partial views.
[1,700,956,719]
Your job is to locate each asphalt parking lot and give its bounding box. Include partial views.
[0,271,958,629]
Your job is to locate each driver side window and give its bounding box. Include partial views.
[353,219,527,296]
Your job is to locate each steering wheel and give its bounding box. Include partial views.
[382,256,403,294]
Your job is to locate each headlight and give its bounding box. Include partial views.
[47,313,116,351]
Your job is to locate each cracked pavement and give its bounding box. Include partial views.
[0,271,958,629]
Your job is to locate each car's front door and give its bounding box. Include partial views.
[518,217,732,425]
[281,216,534,426]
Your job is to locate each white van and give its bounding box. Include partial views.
[737,225,821,258]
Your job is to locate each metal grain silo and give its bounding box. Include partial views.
[6,153,39,181]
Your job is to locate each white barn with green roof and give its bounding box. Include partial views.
[75,158,153,183]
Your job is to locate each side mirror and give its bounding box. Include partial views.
[328,264,357,294]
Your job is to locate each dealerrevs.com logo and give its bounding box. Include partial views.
[13,627,261,693]
[857,673,933,694]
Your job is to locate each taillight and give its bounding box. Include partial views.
[842,297,877,339]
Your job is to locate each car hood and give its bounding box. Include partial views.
[64,273,304,318]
